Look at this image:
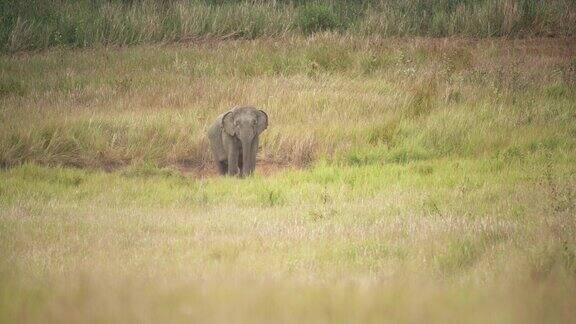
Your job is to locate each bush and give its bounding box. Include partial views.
[296,4,339,35]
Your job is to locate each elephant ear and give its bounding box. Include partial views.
[222,110,237,136]
[256,109,268,134]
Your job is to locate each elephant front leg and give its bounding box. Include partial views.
[222,134,241,176]
[217,160,228,175]
[238,151,244,177]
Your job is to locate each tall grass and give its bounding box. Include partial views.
[1,36,575,170]
[1,0,576,52]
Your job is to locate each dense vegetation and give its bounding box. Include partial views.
[2,0,576,52]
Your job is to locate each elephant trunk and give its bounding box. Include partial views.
[241,139,252,176]
[238,122,256,177]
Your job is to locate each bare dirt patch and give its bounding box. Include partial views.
[176,160,291,179]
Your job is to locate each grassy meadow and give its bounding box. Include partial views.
[1,2,576,322]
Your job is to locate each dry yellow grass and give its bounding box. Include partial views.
[1,36,575,323]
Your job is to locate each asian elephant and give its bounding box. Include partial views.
[207,106,268,177]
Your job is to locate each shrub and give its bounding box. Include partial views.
[296,4,339,35]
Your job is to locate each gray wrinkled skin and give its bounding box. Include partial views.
[207,106,268,177]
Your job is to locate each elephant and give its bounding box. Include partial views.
[207,106,268,177]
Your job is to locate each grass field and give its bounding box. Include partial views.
[1,23,576,324]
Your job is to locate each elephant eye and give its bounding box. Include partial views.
[234,120,239,126]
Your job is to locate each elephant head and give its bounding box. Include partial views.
[222,107,268,176]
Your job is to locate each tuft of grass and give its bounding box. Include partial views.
[0,76,26,97]
[305,42,352,73]
[404,78,439,117]
[545,84,573,100]
[257,185,286,207]
[367,118,400,146]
